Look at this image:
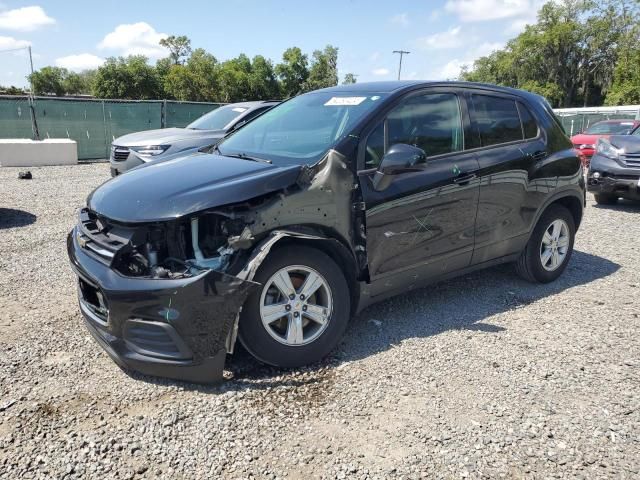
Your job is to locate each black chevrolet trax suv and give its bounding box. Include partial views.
[68,81,585,383]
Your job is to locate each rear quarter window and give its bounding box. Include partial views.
[517,102,539,139]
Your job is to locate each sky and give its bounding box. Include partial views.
[0,0,546,89]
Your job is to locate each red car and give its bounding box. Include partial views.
[571,119,640,165]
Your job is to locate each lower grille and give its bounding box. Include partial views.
[123,320,192,360]
[78,278,108,325]
[111,146,130,161]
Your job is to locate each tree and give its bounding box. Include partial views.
[28,66,67,96]
[342,73,357,85]
[460,0,640,107]
[249,55,280,99]
[159,35,192,65]
[163,49,219,101]
[303,45,339,92]
[0,85,26,95]
[275,47,309,98]
[63,70,95,95]
[217,57,252,102]
[92,56,161,99]
[605,30,640,104]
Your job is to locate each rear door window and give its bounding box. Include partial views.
[472,95,523,146]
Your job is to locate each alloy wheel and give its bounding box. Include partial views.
[259,265,333,346]
[539,219,570,271]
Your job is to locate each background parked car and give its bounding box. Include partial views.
[588,131,640,205]
[109,100,279,176]
[571,119,640,166]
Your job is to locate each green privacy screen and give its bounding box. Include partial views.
[0,96,222,160]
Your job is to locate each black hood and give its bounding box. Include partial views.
[609,135,640,154]
[89,153,302,223]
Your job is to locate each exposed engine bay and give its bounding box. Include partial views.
[77,149,366,284]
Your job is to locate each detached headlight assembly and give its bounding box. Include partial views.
[130,145,170,157]
[595,140,623,160]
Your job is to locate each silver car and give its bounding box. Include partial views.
[109,100,278,176]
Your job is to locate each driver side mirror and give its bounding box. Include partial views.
[372,143,427,191]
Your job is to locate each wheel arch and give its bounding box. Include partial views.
[229,228,360,353]
[531,190,584,235]
[551,195,583,230]
[270,236,359,315]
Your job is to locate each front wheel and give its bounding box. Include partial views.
[516,204,575,283]
[238,246,350,368]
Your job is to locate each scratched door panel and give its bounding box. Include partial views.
[361,150,480,280]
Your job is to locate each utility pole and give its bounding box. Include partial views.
[27,45,40,140]
[393,50,410,80]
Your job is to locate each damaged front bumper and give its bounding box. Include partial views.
[587,174,640,200]
[67,226,258,383]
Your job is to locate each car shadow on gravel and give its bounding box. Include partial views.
[0,208,37,229]
[128,249,619,393]
[592,199,640,213]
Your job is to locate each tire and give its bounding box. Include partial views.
[238,246,350,368]
[515,204,575,283]
[594,193,618,205]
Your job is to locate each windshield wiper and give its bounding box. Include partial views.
[223,152,272,164]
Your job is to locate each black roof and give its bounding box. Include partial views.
[226,100,280,108]
[315,81,546,104]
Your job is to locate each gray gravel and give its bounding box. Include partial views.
[1,164,639,479]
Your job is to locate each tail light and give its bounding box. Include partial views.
[573,148,588,167]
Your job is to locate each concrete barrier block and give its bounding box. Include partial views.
[0,139,78,167]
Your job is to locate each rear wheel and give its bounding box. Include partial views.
[594,193,618,205]
[516,204,575,283]
[238,246,350,368]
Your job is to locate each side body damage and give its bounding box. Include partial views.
[68,149,363,383]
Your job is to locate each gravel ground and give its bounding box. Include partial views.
[0,164,638,479]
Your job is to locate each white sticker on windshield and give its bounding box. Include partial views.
[232,107,248,112]
[324,96,367,106]
[621,122,634,125]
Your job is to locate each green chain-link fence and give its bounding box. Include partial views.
[0,96,223,160]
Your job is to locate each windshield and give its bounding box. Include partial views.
[217,91,388,164]
[584,121,636,135]
[188,105,248,130]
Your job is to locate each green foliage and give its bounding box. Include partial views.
[606,39,640,104]
[275,47,309,98]
[303,45,339,92]
[92,56,161,99]
[460,0,640,107]
[162,49,218,101]
[159,35,192,65]
[25,66,94,96]
[217,58,252,102]
[249,55,280,99]
[342,73,357,85]
[0,85,27,95]
[29,66,68,96]
[605,7,640,105]
[31,35,347,102]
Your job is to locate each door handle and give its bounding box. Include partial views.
[527,150,547,161]
[453,173,477,185]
